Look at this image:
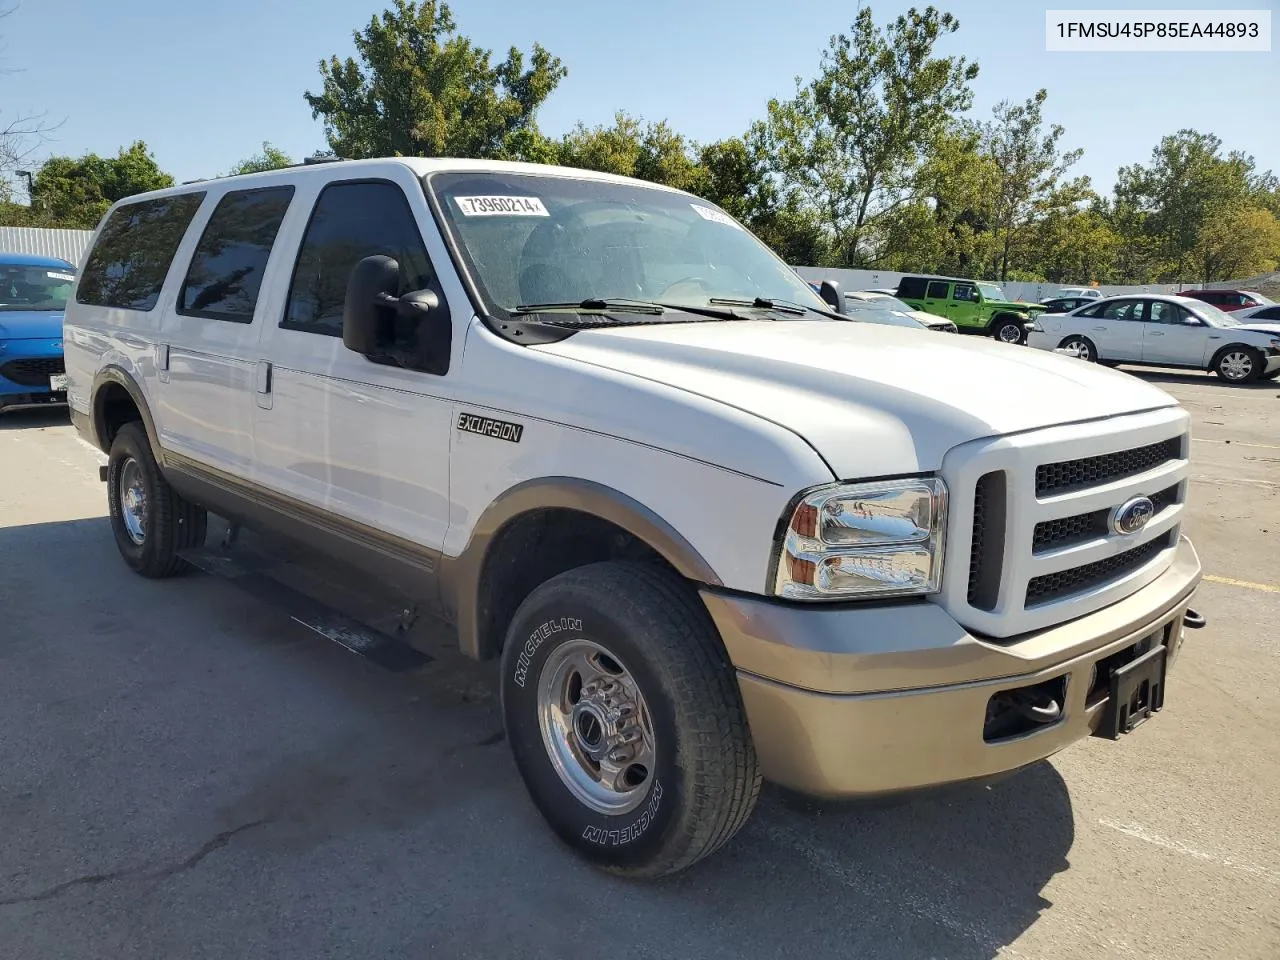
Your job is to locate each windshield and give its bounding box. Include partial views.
[1188,300,1241,327]
[0,263,75,312]
[849,292,916,313]
[977,282,1006,301]
[427,172,829,318]
[1241,291,1275,305]
[845,306,922,329]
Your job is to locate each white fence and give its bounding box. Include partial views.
[0,227,94,268]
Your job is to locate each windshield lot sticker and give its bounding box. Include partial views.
[47,272,76,281]
[455,195,549,217]
[690,203,743,229]
[457,412,524,443]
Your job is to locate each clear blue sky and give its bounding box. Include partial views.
[3,0,1276,193]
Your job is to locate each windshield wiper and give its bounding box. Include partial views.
[707,296,814,316]
[512,298,665,316]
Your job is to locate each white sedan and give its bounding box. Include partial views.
[1027,293,1280,383]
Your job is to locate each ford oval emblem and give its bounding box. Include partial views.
[1111,496,1155,536]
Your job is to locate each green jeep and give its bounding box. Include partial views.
[895,276,1045,344]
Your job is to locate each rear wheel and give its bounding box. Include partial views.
[107,422,207,577]
[1058,335,1096,362]
[1212,347,1263,384]
[500,561,761,877]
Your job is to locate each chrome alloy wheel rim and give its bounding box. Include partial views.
[1220,351,1253,381]
[1063,340,1092,360]
[998,324,1022,343]
[537,638,657,815]
[119,458,148,545]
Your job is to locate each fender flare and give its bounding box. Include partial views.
[438,477,723,660]
[90,366,165,464]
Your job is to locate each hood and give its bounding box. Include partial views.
[906,308,951,327]
[1237,322,1280,337]
[0,310,65,340]
[536,319,1179,478]
[990,299,1042,314]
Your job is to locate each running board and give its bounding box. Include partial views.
[178,546,431,672]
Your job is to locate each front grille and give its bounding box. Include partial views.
[968,471,1006,610]
[1035,437,1182,497]
[0,357,65,387]
[1032,482,1182,554]
[1025,532,1174,607]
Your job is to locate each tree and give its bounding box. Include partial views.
[228,141,293,176]
[1113,130,1267,282]
[30,141,174,228]
[555,112,703,191]
[1192,206,1280,283]
[759,6,978,267]
[979,89,1086,280]
[304,0,566,161]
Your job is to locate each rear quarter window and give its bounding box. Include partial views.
[896,277,928,299]
[77,193,206,311]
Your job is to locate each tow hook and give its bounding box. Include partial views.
[1007,688,1062,725]
[1183,608,1207,630]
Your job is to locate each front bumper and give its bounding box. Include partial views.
[0,341,67,406]
[702,536,1202,797]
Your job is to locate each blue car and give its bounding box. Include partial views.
[0,253,75,412]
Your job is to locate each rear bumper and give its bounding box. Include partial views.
[702,536,1201,797]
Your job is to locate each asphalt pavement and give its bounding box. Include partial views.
[1,368,1277,960]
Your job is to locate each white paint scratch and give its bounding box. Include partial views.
[1098,819,1280,885]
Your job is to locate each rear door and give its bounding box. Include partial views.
[1074,298,1145,360]
[921,280,951,317]
[158,185,295,476]
[1139,299,1211,367]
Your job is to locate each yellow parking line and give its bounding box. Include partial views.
[1204,574,1280,594]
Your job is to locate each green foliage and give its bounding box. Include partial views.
[759,6,979,267]
[304,0,566,161]
[227,142,294,176]
[27,141,174,228]
[1192,206,1280,283]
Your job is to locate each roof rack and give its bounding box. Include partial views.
[300,155,344,166]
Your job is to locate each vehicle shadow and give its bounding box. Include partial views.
[0,405,71,430]
[1120,367,1278,390]
[0,514,1074,960]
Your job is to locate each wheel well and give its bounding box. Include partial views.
[473,508,676,661]
[989,312,1024,327]
[1210,343,1258,366]
[94,382,142,449]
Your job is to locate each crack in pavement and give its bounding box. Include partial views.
[0,819,269,908]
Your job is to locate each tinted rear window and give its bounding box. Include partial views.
[178,186,295,323]
[77,193,206,311]
[897,277,928,299]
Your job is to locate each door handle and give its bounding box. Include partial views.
[155,344,170,384]
[1092,326,1106,332]
[255,360,273,410]
[1148,331,1164,336]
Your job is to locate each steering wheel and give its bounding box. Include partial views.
[658,277,713,300]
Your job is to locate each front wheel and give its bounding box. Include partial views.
[1212,347,1263,383]
[500,561,761,877]
[993,318,1025,345]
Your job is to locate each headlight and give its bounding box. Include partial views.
[1025,321,1043,333]
[772,477,947,600]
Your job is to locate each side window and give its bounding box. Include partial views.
[926,280,950,299]
[1147,301,1179,324]
[1257,306,1280,321]
[1100,299,1141,321]
[77,193,206,311]
[1077,303,1103,318]
[952,283,976,302]
[283,181,433,337]
[897,277,928,299]
[178,186,295,323]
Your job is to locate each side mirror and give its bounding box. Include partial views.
[343,255,452,374]
[819,279,844,314]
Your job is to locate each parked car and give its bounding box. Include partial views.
[1040,296,1100,314]
[1182,289,1274,313]
[895,275,1045,343]
[1027,294,1280,382]
[1234,302,1280,324]
[0,254,75,413]
[845,290,957,332]
[65,158,1203,877]
[1044,286,1103,303]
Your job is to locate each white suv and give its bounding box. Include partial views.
[63,158,1204,877]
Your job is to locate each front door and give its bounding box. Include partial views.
[252,172,455,559]
[1140,299,1211,367]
